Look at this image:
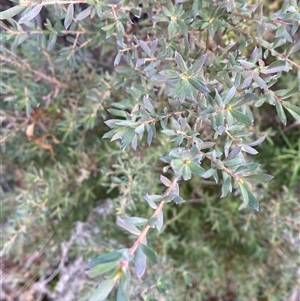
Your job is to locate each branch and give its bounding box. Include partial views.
[129,177,179,256]
[140,110,186,126]
[228,22,300,71]
[0,52,68,88]
[20,0,86,6]
[201,151,237,178]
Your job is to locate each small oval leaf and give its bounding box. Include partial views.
[76,6,92,21]
[0,5,25,20]
[64,4,74,29]
[88,279,115,301]
[19,5,43,24]
[140,244,157,264]
[135,246,147,278]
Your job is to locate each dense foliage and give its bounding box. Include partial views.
[1,0,299,300]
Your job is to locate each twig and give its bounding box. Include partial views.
[129,177,179,255]
[201,151,237,178]
[20,0,86,6]
[140,110,186,126]
[0,53,67,88]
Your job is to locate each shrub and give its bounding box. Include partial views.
[1,0,299,300]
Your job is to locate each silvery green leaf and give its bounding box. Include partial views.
[250,47,259,62]
[221,176,231,198]
[255,97,266,107]
[216,111,224,128]
[287,40,300,55]
[114,51,123,66]
[205,93,215,106]
[168,20,177,39]
[117,217,141,235]
[47,32,57,52]
[241,73,253,88]
[247,135,266,146]
[165,194,176,202]
[173,195,185,204]
[245,184,259,211]
[264,60,288,74]
[162,5,173,17]
[174,79,193,100]
[223,158,242,167]
[160,154,172,163]
[143,194,161,209]
[64,4,74,29]
[238,183,249,207]
[140,244,157,264]
[155,209,163,231]
[19,5,43,24]
[111,128,130,142]
[117,280,129,301]
[223,86,236,105]
[175,51,188,72]
[54,3,64,18]
[88,279,115,301]
[107,108,127,118]
[200,108,215,117]
[150,39,158,55]
[285,108,300,121]
[122,217,148,226]
[76,6,92,21]
[191,53,208,74]
[225,146,242,161]
[279,87,299,100]
[275,101,287,125]
[224,137,233,157]
[116,120,138,126]
[231,109,252,125]
[87,250,124,268]
[197,141,216,149]
[291,20,299,36]
[189,163,205,176]
[131,134,138,150]
[215,159,224,169]
[148,217,158,226]
[233,131,253,138]
[160,174,171,186]
[136,58,145,67]
[139,40,151,56]
[182,165,192,180]
[235,162,260,174]
[135,124,145,134]
[171,182,180,195]
[177,19,188,36]
[159,69,180,79]
[242,145,258,155]
[147,124,156,145]
[143,96,155,114]
[242,174,273,183]
[135,246,147,278]
[226,110,234,126]
[162,129,176,136]
[202,168,216,179]
[86,261,119,278]
[171,117,180,130]
[232,93,255,108]
[0,5,25,20]
[253,72,268,89]
[238,59,256,69]
[188,78,210,94]
[214,89,223,107]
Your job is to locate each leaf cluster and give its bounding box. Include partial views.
[1,0,299,300]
